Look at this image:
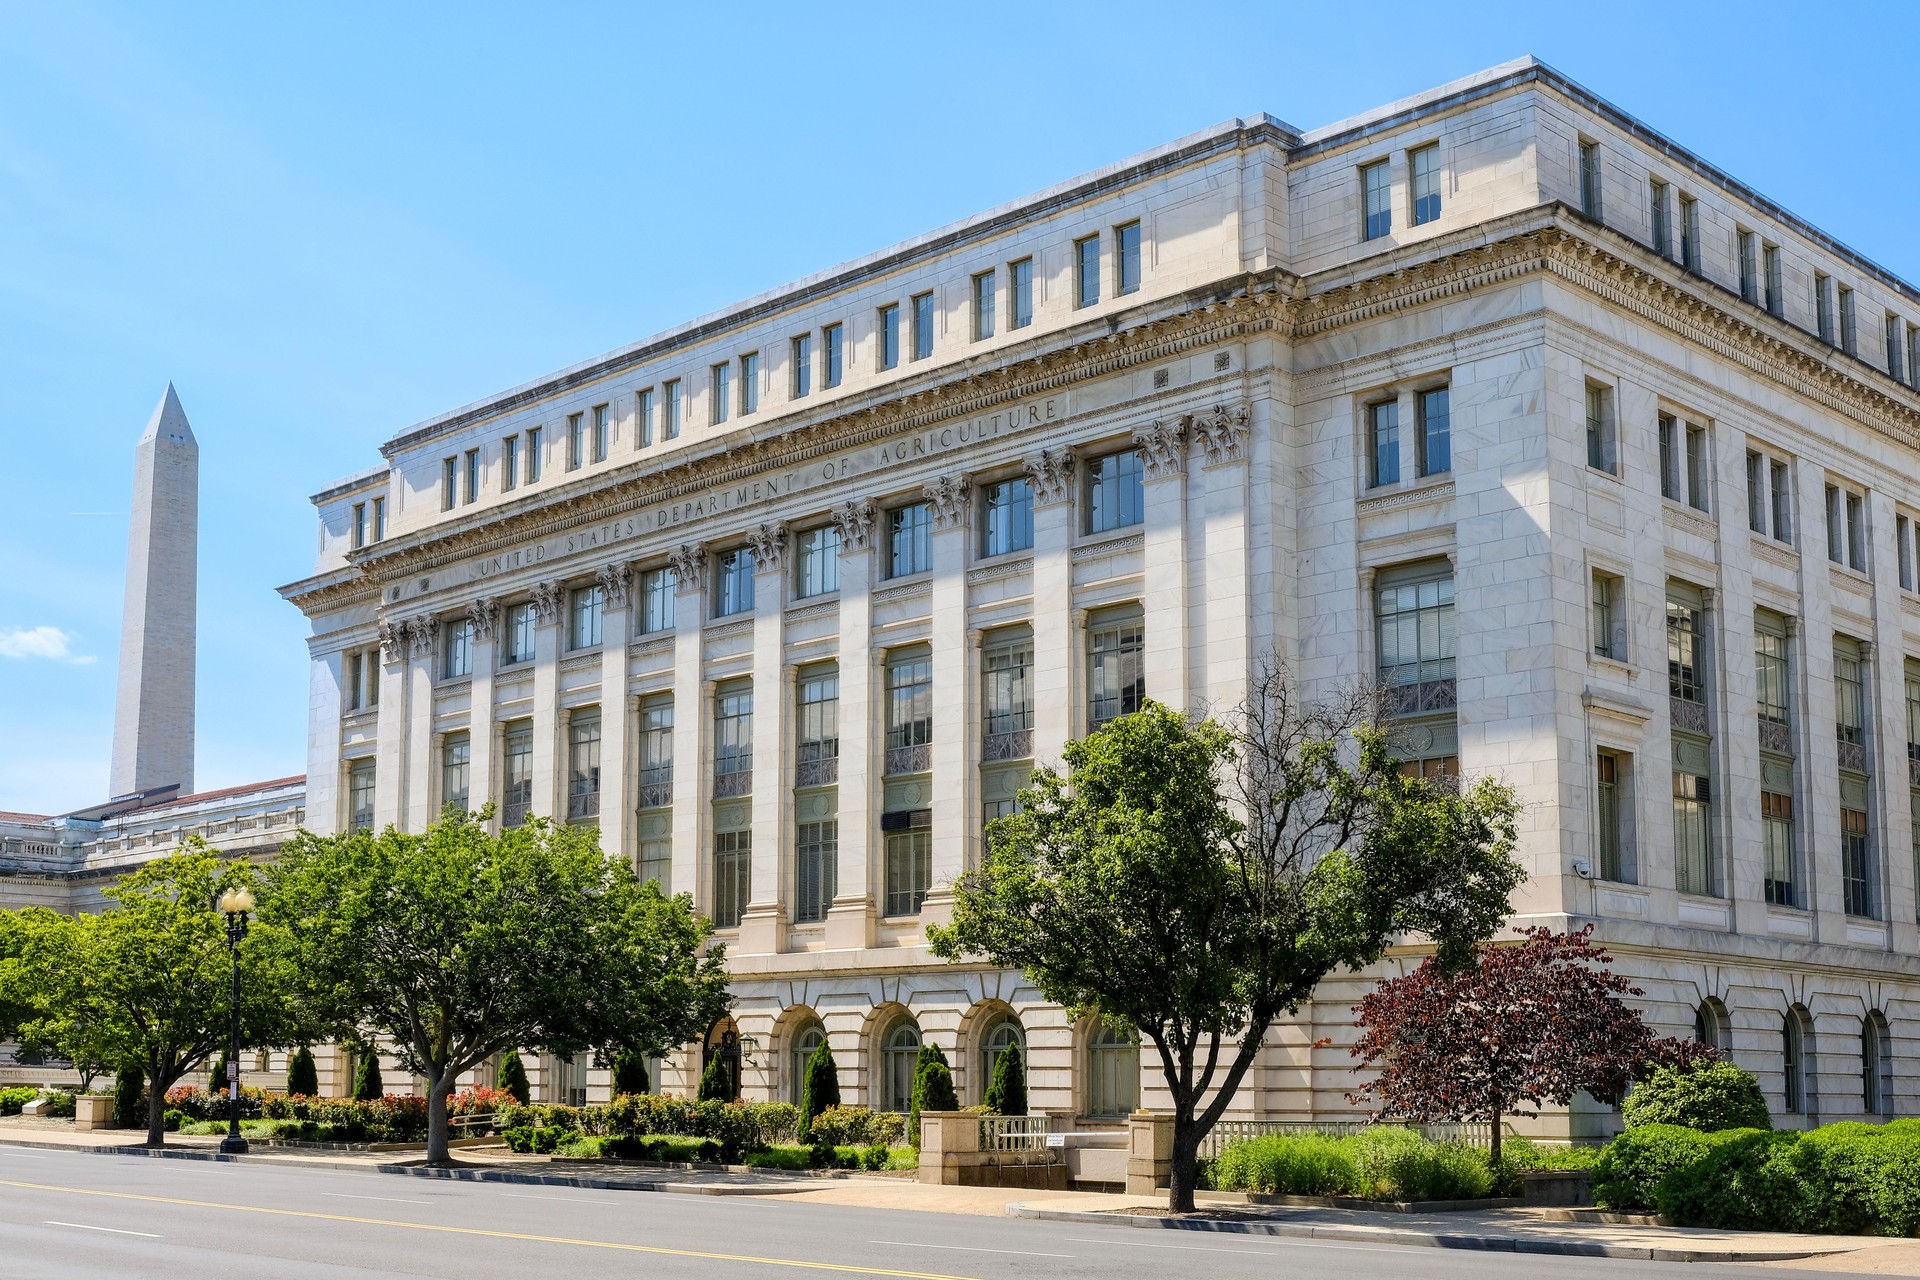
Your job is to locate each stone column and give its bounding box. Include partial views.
[667,546,709,914]
[529,580,564,822]
[597,562,634,861]
[827,501,877,951]
[1194,404,1254,715]
[1134,417,1190,715]
[467,598,499,828]
[740,523,790,956]
[404,617,437,833]
[1026,449,1077,764]
[922,474,972,927]
[373,619,409,828]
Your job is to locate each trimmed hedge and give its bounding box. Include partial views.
[1591,1123,1730,1213]
[0,1087,38,1116]
[1623,1062,1770,1133]
[1210,1128,1498,1202]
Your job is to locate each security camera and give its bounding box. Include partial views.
[1572,859,1593,880]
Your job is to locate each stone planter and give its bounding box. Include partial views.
[74,1094,114,1131]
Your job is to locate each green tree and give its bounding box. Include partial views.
[907,1042,951,1147]
[983,1042,1027,1116]
[3,843,300,1145]
[351,1049,384,1100]
[496,1049,530,1103]
[206,1047,232,1095]
[286,1047,319,1097]
[696,1051,733,1101]
[263,810,731,1163]
[112,1063,145,1129]
[797,1041,840,1142]
[929,670,1524,1211]
[0,908,116,1091]
[609,1049,650,1098]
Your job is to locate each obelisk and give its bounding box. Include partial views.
[109,384,198,797]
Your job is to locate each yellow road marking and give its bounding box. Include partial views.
[0,1179,979,1279]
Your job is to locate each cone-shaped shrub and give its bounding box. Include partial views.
[610,1050,649,1098]
[910,1061,959,1147]
[798,1042,841,1142]
[352,1051,385,1101]
[696,1052,733,1102]
[983,1043,1028,1116]
[907,1042,950,1149]
[497,1049,530,1104]
[206,1049,231,1095]
[286,1047,319,1098]
[112,1064,145,1130]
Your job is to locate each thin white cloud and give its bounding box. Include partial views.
[0,626,97,665]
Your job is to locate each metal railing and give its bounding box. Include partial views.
[980,1114,1051,1151]
[1196,1119,1496,1161]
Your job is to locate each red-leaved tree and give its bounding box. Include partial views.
[1349,926,1712,1160]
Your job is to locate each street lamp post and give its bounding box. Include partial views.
[216,885,255,1156]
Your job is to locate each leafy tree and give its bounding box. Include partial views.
[798,1041,840,1142]
[907,1042,952,1146]
[286,1047,319,1097]
[351,1049,384,1101]
[496,1049,530,1103]
[609,1049,650,1098]
[696,1051,733,1102]
[930,670,1525,1209]
[983,1043,1027,1116]
[1351,925,1713,1161]
[3,843,300,1145]
[264,810,731,1163]
[1622,1060,1769,1132]
[1,909,117,1091]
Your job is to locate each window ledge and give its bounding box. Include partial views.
[437,675,474,691]
[1587,654,1634,679]
[1828,562,1871,584]
[1585,465,1623,484]
[1356,478,1453,517]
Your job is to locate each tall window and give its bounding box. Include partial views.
[979,1017,1026,1102]
[1409,144,1440,225]
[973,270,996,340]
[881,1019,922,1112]
[713,830,750,928]
[883,815,932,916]
[1085,448,1144,533]
[1074,234,1100,308]
[371,495,386,540]
[1844,807,1875,918]
[912,291,935,359]
[1377,573,1456,689]
[1835,648,1866,748]
[1595,750,1627,882]
[1667,600,1705,703]
[1783,1010,1806,1115]
[1592,570,1623,661]
[887,502,933,578]
[503,601,536,665]
[636,387,655,447]
[1763,243,1783,316]
[1368,399,1400,487]
[348,759,376,831]
[569,584,604,650]
[791,333,813,397]
[1747,451,1768,534]
[715,547,755,616]
[1889,315,1907,383]
[567,711,601,823]
[1863,1013,1891,1116]
[1680,194,1700,271]
[463,449,480,503]
[714,684,753,787]
[502,720,533,827]
[663,379,682,439]
[1763,790,1796,907]
[885,651,933,759]
[794,820,837,925]
[1416,386,1450,477]
[1010,257,1034,329]
[590,404,608,461]
[441,456,457,510]
[1756,630,1790,729]
[1737,230,1758,304]
[1086,1024,1140,1118]
[1578,139,1602,219]
[1361,159,1390,240]
[1115,220,1141,295]
[638,566,675,633]
[739,352,759,416]
[796,667,839,775]
[1771,459,1792,544]
[982,631,1035,738]
[443,618,474,678]
[526,426,543,482]
[823,323,844,387]
[1816,273,1835,343]
[1827,484,1866,571]
[1658,413,1708,510]
[567,412,585,470]
[1586,382,1615,473]
[980,477,1033,557]
[1087,608,1145,729]
[794,524,840,598]
[1673,770,1712,897]
[1648,179,1670,257]
[878,303,901,371]
[710,363,731,425]
[638,697,673,807]
[502,435,519,491]
[1839,285,1858,355]
[345,649,376,711]
[353,501,367,548]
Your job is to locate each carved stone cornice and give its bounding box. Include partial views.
[1189,401,1251,465]
[1023,447,1076,506]
[745,522,789,571]
[467,596,499,642]
[832,499,877,550]
[669,542,709,593]
[528,580,563,623]
[1131,419,1186,480]
[597,561,632,609]
[923,473,972,529]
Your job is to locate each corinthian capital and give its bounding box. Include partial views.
[1131,419,1188,480]
[832,499,877,550]
[745,522,789,571]
[668,542,709,593]
[597,561,633,610]
[404,617,437,661]
[1190,400,1251,466]
[377,617,408,664]
[467,596,500,642]
[528,580,563,624]
[1022,447,1076,507]
[923,473,973,530]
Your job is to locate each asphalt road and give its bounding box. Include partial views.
[0,1146,1841,1280]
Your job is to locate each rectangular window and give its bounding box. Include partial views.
[442,735,475,814]
[1889,314,1906,381]
[980,476,1033,557]
[441,456,457,510]
[463,448,480,503]
[638,696,673,801]
[636,387,655,448]
[878,303,901,371]
[1361,159,1391,240]
[1596,750,1627,882]
[912,290,934,359]
[1115,220,1141,295]
[1747,451,1767,534]
[1827,484,1845,564]
[567,711,601,823]
[1085,448,1145,533]
[1087,609,1145,729]
[1685,422,1709,511]
[1816,273,1835,342]
[1763,790,1796,907]
[1848,491,1866,570]
[1756,629,1791,727]
[887,502,933,578]
[1416,385,1450,477]
[1649,179,1670,256]
[570,584,604,650]
[982,631,1035,737]
[1586,383,1615,473]
[796,666,839,770]
[883,819,931,917]
[502,720,533,827]
[1764,243,1783,316]
[443,618,474,679]
[663,379,682,439]
[1843,807,1875,918]
[1673,771,1713,896]
[636,836,671,893]
[1770,459,1792,544]
[590,404,608,461]
[885,650,934,754]
[793,524,840,598]
[567,412,585,470]
[371,495,386,541]
[1377,572,1456,689]
[1680,194,1700,271]
[1840,285,1858,354]
[1910,327,1920,391]
[1737,230,1758,304]
[791,333,813,397]
[1667,599,1705,703]
[1908,669,1920,760]
[525,426,542,482]
[1658,414,1680,502]
[1368,399,1401,487]
[1010,257,1033,328]
[1409,144,1441,225]
[794,820,837,925]
[346,650,366,711]
[503,601,536,665]
[714,683,753,783]
[1578,139,1602,219]
[502,435,519,491]
[714,547,755,616]
[739,352,759,416]
[1074,234,1101,308]
[1592,570,1622,660]
[713,830,750,929]
[823,324,844,387]
[348,759,376,831]
[710,363,730,425]
[1901,514,1914,592]
[1835,650,1866,747]
[638,566,675,633]
[352,502,367,549]
[971,270,997,341]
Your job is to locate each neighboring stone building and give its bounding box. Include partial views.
[280,57,1920,1133]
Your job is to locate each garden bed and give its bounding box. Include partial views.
[1197,1190,1524,1213]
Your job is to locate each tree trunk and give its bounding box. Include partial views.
[1167,1108,1202,1213]
[424,1069,451,1165]
[144,1068,168,1148]
[1489,1102,1501,1165]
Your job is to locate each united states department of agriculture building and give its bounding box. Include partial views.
[280,58,1920,1132]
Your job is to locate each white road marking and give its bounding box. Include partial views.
[324,1192,432,1205]
[47,1221,163,1238]
[1066,1234,1419,1256]
[498,1192,619,1206]
[0,1152,49,1158]
[868,1240,1076,1259]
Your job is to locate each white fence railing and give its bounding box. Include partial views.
[980,1114,1051,1151]
[1196,1119,1496,1161]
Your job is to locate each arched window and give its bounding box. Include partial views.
[789,1020,826,1106]
[1086,1023,1140,1119]
[1863,1011,1892,1116]
[881,1019,921,1113]
[1783,1005,1814,1116]
[979,1016,1026,1105]
[1694,998,1729,1050]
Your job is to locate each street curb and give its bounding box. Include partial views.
[1003,1203,1860,1263]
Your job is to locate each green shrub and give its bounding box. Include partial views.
[745,1144,814,1171]
[351,1052,383,1102]
[36,1090,75,1119]
[1381,1141,1495,1202]
[1591,1123,1720,1212]
[0,1087,38,1116]
[609,1051,649,1098]
[1345,1126,1430,1196]
[806,1104,903,1148]
[497,1050,530,1104]
[983,1044,1028,1117]
[696,1053,734,1102]
[907,1043,951,1147]
[1210,1134,1361,1197]
[798,1041,840,1142]
[162,1109,185,1133]
[910,1061,959,1147]
[604,1134,723,1163]
[112,1068,145,1129]
[502,1124,575,1154]
[1656,1129,1800,1230]
[286,1048,319,1098]
[556,1133,607,1159]
[1623,1061,1771,1133]
[1662,1123,1920,1237]
[1499,1136,1606,1173]
[206,1049,231,1095]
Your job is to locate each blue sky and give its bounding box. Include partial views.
[3,1,1915,814]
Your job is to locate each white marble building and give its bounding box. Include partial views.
[280,58,1920,1132]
